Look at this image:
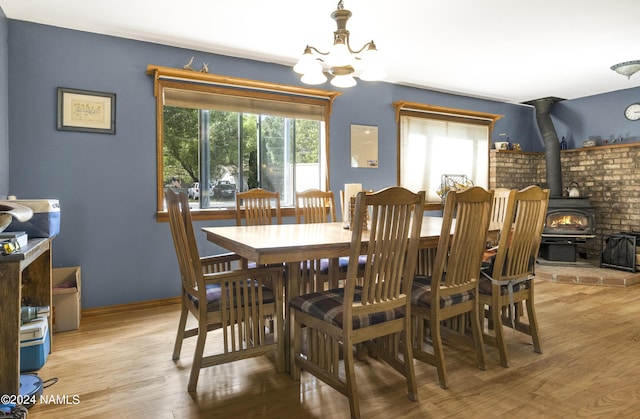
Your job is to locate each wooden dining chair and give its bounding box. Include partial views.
[295,189,337,224]
[235,187,283,271]
[410,186,493,389]
[478,185,549,367]
[165,188,284,392]
[290,187,425,419]
[235,188,282,226]
[294,189,341,293]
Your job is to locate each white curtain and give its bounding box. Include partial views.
[400,115,488,201]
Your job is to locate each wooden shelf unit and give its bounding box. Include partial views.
[0,238,53,395]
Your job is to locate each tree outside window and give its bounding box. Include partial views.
[163,108,323,209]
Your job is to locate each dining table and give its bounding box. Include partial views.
[202,216,453,297]
[202,215,452,373]
[203,216,448,263]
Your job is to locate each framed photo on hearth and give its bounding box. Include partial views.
[57,87,116,134]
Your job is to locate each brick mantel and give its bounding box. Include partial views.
[489,143,640,260]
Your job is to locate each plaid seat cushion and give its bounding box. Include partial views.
[478,275,530,295]
[188,280,275,312]
[289,287,405,329]
[309,255,367,275]
[411,275,475,309]
[299,258,331,274]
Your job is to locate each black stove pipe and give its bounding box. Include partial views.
[525,97,564,198]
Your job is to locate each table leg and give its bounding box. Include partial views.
[284,262,301,374]
[328,257,341,289]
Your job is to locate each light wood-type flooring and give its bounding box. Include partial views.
[28,277,640,418]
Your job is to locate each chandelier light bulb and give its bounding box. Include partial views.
[327,42,353,68]
[330,65,356,88]
[293,48,318,75]
[301,68,328,85]
[330,73,357,88]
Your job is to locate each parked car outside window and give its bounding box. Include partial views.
[187,182,213,200]
[212,181,237,200]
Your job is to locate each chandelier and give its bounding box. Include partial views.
[610,60,640,79]
[293,1,386,88]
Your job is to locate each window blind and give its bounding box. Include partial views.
[400,115,489,201]
[161,83,327,121]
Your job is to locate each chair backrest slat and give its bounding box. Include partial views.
[491,188,512,226]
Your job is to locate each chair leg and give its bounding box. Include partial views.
[492,295,509,368]
[470,301,487,371]
[412,316,423,349]
[486,306,495,330]
[187,323,208,392]
[291,310,302,380]
[172,302,189,361]
[275,305,285,374]
[430,320,448,389]
[525,297,543,354]
[343,337,360,419]
[401,321,418,401]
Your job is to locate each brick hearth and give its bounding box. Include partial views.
[535,262,640,287]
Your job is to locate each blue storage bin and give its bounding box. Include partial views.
[20,317,50,372]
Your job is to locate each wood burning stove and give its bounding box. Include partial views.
[526,98,598,263]
[540,197,596,262]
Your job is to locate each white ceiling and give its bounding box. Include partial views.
[2,0,640,103]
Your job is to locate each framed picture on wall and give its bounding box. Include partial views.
[57,87,116,134]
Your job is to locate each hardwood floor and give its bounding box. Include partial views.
[29,279,640,418]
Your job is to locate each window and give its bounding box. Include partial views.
[393,101,502,203]
[148,66,340,220]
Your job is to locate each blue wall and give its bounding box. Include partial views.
[551,88,640,148]
[4,19,640,308]
[0,9,9,195]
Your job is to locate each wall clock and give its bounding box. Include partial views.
[624,103,640,121]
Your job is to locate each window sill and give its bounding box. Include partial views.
[157,205,440,222]
[156,207,297,222]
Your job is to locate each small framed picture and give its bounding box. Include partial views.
[57,87,116,134]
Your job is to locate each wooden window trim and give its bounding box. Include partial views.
[147,65,341,221]
[392,101,503,126]
[393,101,503,207]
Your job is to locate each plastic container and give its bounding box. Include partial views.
[6,199,60,238]
[20,317,50,372]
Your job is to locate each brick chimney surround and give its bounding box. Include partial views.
[489,143,640,261]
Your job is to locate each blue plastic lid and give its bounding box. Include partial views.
[20,373,42,397]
